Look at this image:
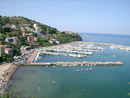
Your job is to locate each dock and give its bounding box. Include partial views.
[27,50,37,63]
[26,61,123,66]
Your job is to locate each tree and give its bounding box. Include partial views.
[48,28,57,34]
[37,37,49,46]
[13,48,21,56]
[40,29,46,35]
[2,27,11,33]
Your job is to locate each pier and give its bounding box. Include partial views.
[27,50,37,63]
[26,61,123,66]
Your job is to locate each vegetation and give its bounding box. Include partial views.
[0,56,13,62]
[50,32,82,43]
[37,37,52,46]
[0,89,35,98]
[1,27,11,33]
[0,89,15,98]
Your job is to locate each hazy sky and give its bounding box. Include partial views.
[0,0,130,34]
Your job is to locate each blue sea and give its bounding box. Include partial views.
[80,33,130,46]
[8,33,130,98]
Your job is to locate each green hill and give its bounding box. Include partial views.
[0,16,82,61]
[0,16,34,25]
[0,16,82,42]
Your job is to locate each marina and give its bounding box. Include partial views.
[26,41,128,66]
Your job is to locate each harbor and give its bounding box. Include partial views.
[26,41,125,66]
[1,41,130,96]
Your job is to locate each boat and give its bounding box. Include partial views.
[75,69,80,72]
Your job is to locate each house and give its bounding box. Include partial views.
[20,46,31,51]
[27,36,34,42]
[4,48,13,56]
[49,39,60,44]
[33,24,42,37]
[2,24,17,30]
[22,32,26,36]
[19,24,34,32]
[33,24,40,31]
[34,37,37,42]
[0,45,5,57]
[2,23,12,28]
[11,24,17,30]
[5,37,18,44]
[20,27,25,32]
[64,31,77,34]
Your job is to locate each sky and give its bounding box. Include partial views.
[0,0,130,35]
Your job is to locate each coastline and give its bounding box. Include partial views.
[0,41,130,95]
[0,64,19,95]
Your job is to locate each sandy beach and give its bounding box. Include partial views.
[0,64,18,95]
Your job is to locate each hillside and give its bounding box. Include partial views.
[0,16,82,41]
[0,16,82,61]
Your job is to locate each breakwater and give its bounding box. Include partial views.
[25,61,123,66]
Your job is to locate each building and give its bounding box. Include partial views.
[2,24,17,30]
[64,31,77,34]
[5,37,18,44]
[19,24,34,32]
[33,24,40,31]
[11,24,17,30]
[27,36,34,42]
[33,24,42,37]
[35,31,42,37]
[22,32,26,36]
[0,45,5,57]
[2,23,12,28]
[4,48,13,56]
[49,39,60,44]
[34,37,37,42]
[20,46,31,51]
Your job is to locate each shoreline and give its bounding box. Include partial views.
[0,64,19,95]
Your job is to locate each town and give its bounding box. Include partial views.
[0,16,82,63]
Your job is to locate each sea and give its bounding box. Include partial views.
[7,33,130,98]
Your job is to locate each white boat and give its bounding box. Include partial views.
[75,69,80,72]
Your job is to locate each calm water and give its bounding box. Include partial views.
[8,33,130,98]
[80,33,130,46]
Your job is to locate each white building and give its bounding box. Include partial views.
[5,37,18,44]
[11,24,17,30]
[33,24,40,31]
